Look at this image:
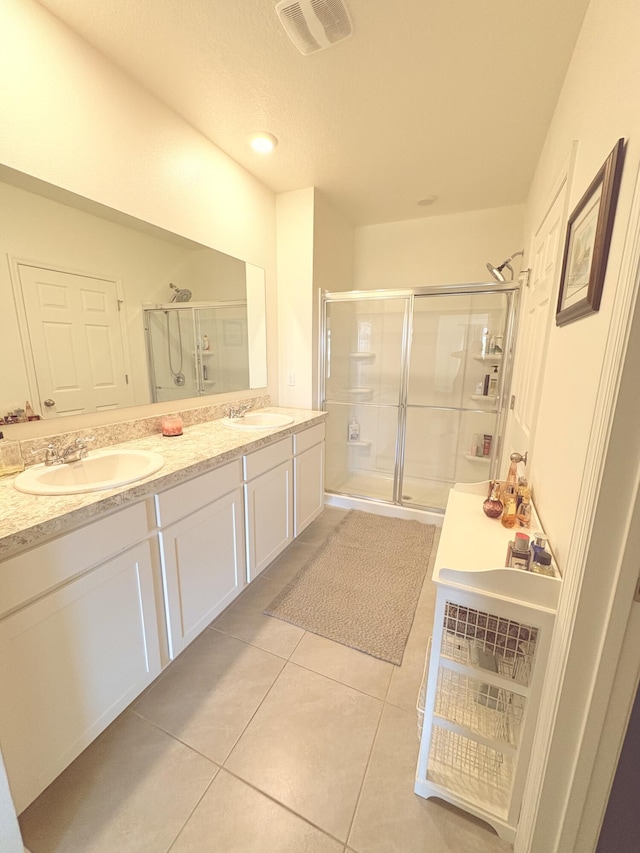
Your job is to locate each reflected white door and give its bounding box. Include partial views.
[18,265,132,416]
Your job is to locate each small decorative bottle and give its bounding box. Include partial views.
[516,488,532,528]
[483,480,503,519]
[501,485,518,528]
[0,432,24,478]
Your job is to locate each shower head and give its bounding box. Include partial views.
[169,283,192,303]
[486,250,524,282]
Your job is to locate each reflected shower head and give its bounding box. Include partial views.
[169,283,192,302]
[486,250,524,282]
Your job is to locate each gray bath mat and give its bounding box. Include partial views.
[264,510,436,665]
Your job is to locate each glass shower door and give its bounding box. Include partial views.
[323,294,410,503]
[402,291,511,511]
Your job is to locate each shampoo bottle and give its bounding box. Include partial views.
[348,418,360,442]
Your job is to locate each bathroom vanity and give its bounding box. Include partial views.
[0,408,325,813]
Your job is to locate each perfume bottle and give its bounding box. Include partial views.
[517,487,532,528]
[483,481,503,519]
[501,484,518,528]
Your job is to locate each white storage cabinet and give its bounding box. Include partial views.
[243,437,294,581]
[293,422,325,536]
[415,482,560,842]
[0,502,161,813]
[155,459,246,659]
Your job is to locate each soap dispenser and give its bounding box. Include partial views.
[0,432,24,478]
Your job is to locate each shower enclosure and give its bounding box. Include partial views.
[144,301,249,403]
[321,283,519,513]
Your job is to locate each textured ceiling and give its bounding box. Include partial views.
[36,0,590,226]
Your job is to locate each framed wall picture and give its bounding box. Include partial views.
[556,138,625,326]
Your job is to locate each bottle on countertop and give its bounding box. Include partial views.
[501,484,518,529]
[516,486,532,528]
[531,532,548,563]
[0,431,24,478]
[348,417,360,442]
[506,531,531,570]
[483,480,503,519]
[531,550,554,576]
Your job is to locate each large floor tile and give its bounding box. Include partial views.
[262,540,319,586]
[385,619,430,712]
[170,769,344,853]
[19,712,216,853]
[295,507,349,546]
[213,575,305,658]
[225,662,383,842]
[134,629,285,764]
[291,631,394,700]
[348,704,512,853]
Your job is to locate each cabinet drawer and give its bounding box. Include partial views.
[293,422,325,456]
[243,437,292,481]
[155,459,242,528]
[0,501,149,618]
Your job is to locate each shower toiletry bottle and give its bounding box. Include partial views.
[348,417,360,442]
[202,334,210,351]
[483,480,503,519]
[482,373,490,395]
[483,434,492,456]
[0,432,24,478]
[470,433,481,457]
[481,327,490,357]
[488,365,499,395]
[531,550,554,577]
[475,381,484,395]
[489,335,497,355]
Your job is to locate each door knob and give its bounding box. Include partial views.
[43,399,56,407]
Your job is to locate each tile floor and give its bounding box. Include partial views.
[19,507,513,853]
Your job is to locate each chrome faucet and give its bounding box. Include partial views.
[42,437,95,466]
[226,402,252,420]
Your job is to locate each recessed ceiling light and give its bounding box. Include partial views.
[248,132,278,154]
[417,195,438,207]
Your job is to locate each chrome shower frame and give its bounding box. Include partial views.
[319,281,521,512]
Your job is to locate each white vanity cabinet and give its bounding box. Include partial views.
[0,502,161,813]
[243,437,294,581]
[293,423,325,536]
[155,460,246,659]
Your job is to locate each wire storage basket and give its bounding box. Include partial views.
[434,666,525,748]
[441,601,538,687]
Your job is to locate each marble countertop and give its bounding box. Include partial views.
[0,407,326,560]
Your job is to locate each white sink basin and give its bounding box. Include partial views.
[221,412,294,430]
[14,448,165,495]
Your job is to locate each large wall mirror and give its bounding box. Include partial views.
[0,166,267,425]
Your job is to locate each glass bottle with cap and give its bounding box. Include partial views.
[531,550,554,577]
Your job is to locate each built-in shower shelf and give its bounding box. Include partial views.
[349,352,376,362]
[473,354,503,362]
[462,453,490,463]
[470,394,498,403]
[347,440,372,448]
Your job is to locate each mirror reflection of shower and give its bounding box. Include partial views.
[486,250,524,282]
[166,310,186,386]
[144,301,250,403]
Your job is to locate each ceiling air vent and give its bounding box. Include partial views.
[275,0,353,55]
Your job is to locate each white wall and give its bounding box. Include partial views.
[354,204,524,289]
[514,1,640,850]
[276,188,315,408]
[0,0,278,435]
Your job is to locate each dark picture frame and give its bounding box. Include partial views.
[556,138,625,326]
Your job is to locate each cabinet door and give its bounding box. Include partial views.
[245,460,293,581]
[160,486,245,658]
[294,441,325,536]
[0,540,161,813]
